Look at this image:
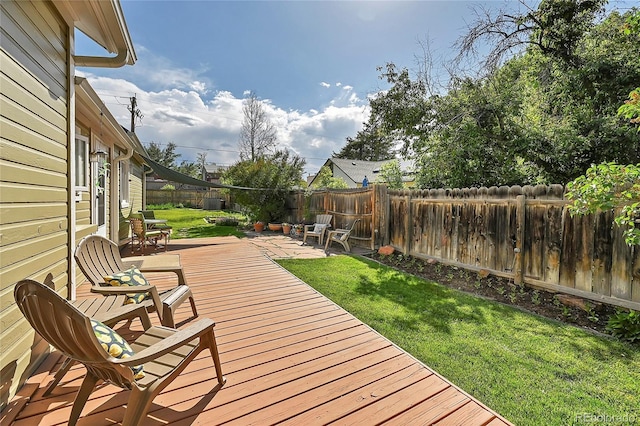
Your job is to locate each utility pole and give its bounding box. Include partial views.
[128,94,143,132]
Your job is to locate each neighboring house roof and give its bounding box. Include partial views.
[311,158,415,187]
[331,158,389,185]
[203,164,229,174]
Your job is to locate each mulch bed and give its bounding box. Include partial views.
[368,251,620,336]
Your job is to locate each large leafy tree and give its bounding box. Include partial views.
[357,3,640,188]
[337,63,429,161]
[376,160,404,189]
[311,166,348,189]
[566,10,640,247]
[456,0,607,70]
[223,150,305,223]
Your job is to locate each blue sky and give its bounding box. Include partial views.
[76,0,633,177]
[78,0,498,176]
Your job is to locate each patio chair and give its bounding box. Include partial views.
[43,289,152,396]
[325,219,361,252]
[14,279,225,426]
[140,210,173,243]
[129,213,169,255]
[303,214,333,245]
[75,234,197,328]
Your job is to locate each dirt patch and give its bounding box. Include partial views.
[368,252,619,336]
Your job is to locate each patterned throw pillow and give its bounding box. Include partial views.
[104,267,151,305]
[91,319,144,379]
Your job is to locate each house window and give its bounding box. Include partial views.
[119,161,130,207]
[75,135,89,190]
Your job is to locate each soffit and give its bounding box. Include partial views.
[53,0,136,64]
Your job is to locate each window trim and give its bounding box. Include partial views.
[74,134,90,193]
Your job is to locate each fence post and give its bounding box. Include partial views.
[514,194,526,284]
[405,191,412,255]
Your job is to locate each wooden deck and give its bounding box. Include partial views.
[7,237,512,425]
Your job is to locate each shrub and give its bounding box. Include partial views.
[215,217,239,226]
[606,309,640,344]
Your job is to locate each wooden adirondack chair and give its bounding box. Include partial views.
[303,214,333,245]
[129,213,168,255]
[14,279,225,426]
[324,219,361,252]
[75,235,197,328]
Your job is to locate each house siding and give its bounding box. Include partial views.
[118,158,145,243]
[0,0,71,409]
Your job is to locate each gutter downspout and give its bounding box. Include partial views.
[110,145,133,241]
[144,165,154,209]
[74,48,129,68]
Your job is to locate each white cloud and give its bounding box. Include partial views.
[83,75,369,177]
[320,82,331,88]
[342,85,353,91]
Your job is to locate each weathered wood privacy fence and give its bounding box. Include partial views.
[293,185,639,311]
[147,189,228,209]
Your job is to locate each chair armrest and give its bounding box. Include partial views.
[304,224,314,232]
[90,285,156,295]
[91,285,163,313]
[115,319,216,365]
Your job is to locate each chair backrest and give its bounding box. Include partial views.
[14,279,134,387]
[340,219,361,241]
[316,214,332,226]
[75,235,126,287]
[140,210,156,220]
[129,213,147,237]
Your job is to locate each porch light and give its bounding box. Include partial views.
[90,149,108,163]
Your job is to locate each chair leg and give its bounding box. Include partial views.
[189,295,198,318]
[69,373,99,426]
[122,387,155,426]
[42,357,75,396]
[204,329,226,386]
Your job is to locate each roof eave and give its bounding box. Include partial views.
[54,0,136,67]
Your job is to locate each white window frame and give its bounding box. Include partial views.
[74,134,90,194]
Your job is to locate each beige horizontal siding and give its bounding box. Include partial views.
[0,0,70,409]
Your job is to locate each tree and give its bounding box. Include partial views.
[223,150,305,223]
[175,161,200,179]
[566,10,640,247]
[376,160,404,189]
[146,141,180,168]
[311,166,348,189]
[456,0,607,71]
[238,91,277,162]
[334,122,397,161]
[566,163,640,246]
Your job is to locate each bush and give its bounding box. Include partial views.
[606,309,640,344]
[214,217,239,226]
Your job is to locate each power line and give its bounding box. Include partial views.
[94,90,363,145]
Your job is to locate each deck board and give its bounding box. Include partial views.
[8,236,511,425]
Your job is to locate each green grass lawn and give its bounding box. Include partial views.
[277,255,640,426]
[145,206,247,239]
